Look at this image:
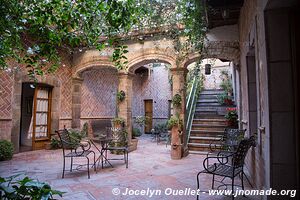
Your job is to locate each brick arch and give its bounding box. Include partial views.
[126,48,177,73]
[182,41,240,68]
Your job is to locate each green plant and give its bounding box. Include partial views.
[134,116,149,127]
[225,107,238,127]
[116,90,126,103]
[0,140,14,161]
[111,117,125,126]
[132,128,142,138]
[0,174,64,199]
[172,94,182,108]
[167,116,183,130]
[50,138,61,149]
[81,122,89,137]
[217,93,234,105]
[154,123,168,133]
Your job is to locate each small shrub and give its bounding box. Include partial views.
[0,140,14,161]
[154,123,168,133]
[0,174,64,199]
[172,94,182,108]
[132,128,142,138]
[134,116,149,128]
[50,137,61,149]
[111,117,125,127]
[116,90,126,103]
[167,116,183,130]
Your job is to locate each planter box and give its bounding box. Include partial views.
[129,138,138,152]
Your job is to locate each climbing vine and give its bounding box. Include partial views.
[0,0,207,79]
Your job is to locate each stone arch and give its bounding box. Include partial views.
[72,49,115,78]
[126,48,177,73]
[182,41,240,68]
[11,71,61,152]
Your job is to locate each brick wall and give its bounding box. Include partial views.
[81,68,118,118]
[0,70,14,140]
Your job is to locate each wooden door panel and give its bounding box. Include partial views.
[144,100,153,133]
[32,86,52,150]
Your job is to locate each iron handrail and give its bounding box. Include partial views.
[185,77,199,148]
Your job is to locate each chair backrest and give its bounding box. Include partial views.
[56,129,78,150]
[233,135,256,168]
[106,127,127,145]
[90,119,112,136]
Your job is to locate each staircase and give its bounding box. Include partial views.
[188,89,228,154]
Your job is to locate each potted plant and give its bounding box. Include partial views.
[111,117,125,129]
[131,128,142,151]
[224,107,238,128]
[167,116,183,130]
[172,94,182,108]
[117,90,126,103]
[134,116,149,133]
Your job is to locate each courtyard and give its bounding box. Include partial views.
[0,135,258,200]
[0,0,299,199]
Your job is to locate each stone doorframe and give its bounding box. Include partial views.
[11,71,61,153]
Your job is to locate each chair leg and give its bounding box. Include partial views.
[196,172,203,200]
[232,177,235,200]
[124,150,126,164]
[212,174,215,189]
[241,172,245,197]
[93,151,96,172]
[126,151,128,168]
[62,157,66,179]
[86,157,90,179]
[70,157,73,172]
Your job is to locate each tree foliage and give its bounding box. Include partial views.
[0,0,207,79]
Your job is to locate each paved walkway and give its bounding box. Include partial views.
[0,135,259,200]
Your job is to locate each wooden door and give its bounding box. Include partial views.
[144,100,153,133]
[32,86,52,150]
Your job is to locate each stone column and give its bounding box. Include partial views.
[71,77,83,129]
[117,72,133,149]
[170,68,188,159]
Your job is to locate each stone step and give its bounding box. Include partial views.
[200,90,225,95]
[193,114,225,119]
[198,94,219,99]
[196,107,219,112]
[189,136,222,144]
[190,130,224,137]
[189,150,211,155]
[191,125,226,131]
[194,111,218,116]
[188,143,222,152]
[193,118,227,123]
[196,102,222,107]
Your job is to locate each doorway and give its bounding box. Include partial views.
[144,100,153,133]
[20,83,52,151]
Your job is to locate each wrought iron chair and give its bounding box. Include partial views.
[56,129,96,179]
[208,128,246,156]
[102,127,129,168]
[196,135,256,200]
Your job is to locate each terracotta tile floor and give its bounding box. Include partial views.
[0,135,261,200]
